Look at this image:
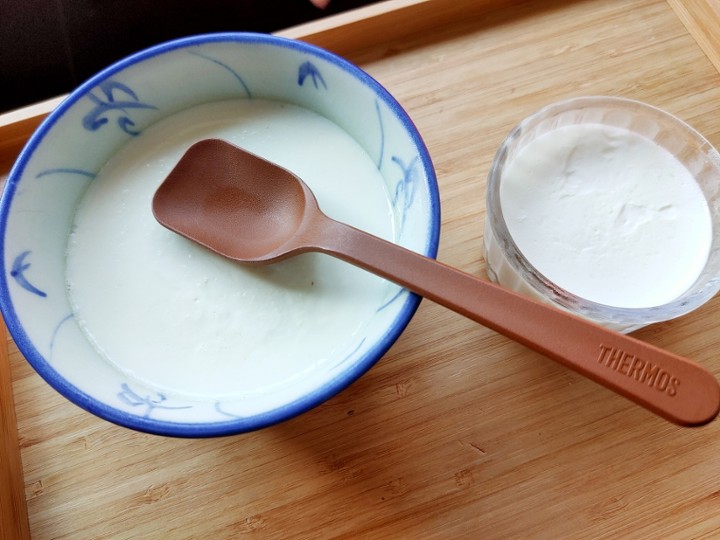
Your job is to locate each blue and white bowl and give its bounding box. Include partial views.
[0,33,440,437]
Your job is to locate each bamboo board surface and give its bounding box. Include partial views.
[0,312,29,538]
[3,0,720,537]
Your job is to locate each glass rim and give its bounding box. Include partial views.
[486,95,720,327]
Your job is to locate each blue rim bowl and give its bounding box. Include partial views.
[0,33,440,437]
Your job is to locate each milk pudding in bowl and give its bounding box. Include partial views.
[0,34,439,436]
[484,96,720,333]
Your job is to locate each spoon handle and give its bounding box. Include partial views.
[315,216,720,426]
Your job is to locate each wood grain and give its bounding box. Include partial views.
[667,0,720,73]
[0,317,30,540]
[3,0,720,538]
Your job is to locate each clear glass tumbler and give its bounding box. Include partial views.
[484,96,720,333]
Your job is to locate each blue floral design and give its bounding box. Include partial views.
[49,314,74,361]
[377,288,406,312]
[10,251,46,297]
[391,155,420,235]
[118,383,191,418]
[187,50,252,97]
[328,337,366,370]
[214,401,243,419]
[298,61,327,89]
[374,100,386,170]
[35,168,96,180]
[83,80,157,136]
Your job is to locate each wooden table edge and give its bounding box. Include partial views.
[0,315,30,540]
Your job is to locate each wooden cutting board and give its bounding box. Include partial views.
[3,0,720,537]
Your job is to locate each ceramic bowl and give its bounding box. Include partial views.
[484,96,720,333]
[0,33,440,437]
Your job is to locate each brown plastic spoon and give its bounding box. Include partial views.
[152,138,720,426]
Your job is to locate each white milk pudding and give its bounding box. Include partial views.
[66,99,396,400]
[495,123,712,309]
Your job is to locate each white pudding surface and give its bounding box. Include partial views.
[66,99,396,399]
[499,123,712,308]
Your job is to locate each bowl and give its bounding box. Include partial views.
[484,96,720,333]
[0,33,440,437]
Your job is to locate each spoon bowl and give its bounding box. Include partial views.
[153,139,312,262]
[153,138,720,427]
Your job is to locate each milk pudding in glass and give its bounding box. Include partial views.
[500,123,710,308]
[484,97,720,332]
[66,99,397,400]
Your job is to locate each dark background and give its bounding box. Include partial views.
[0,0,379,114]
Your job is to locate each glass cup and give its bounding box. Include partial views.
[484,96,720,333]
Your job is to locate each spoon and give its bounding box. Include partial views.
[152,138,720,426]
